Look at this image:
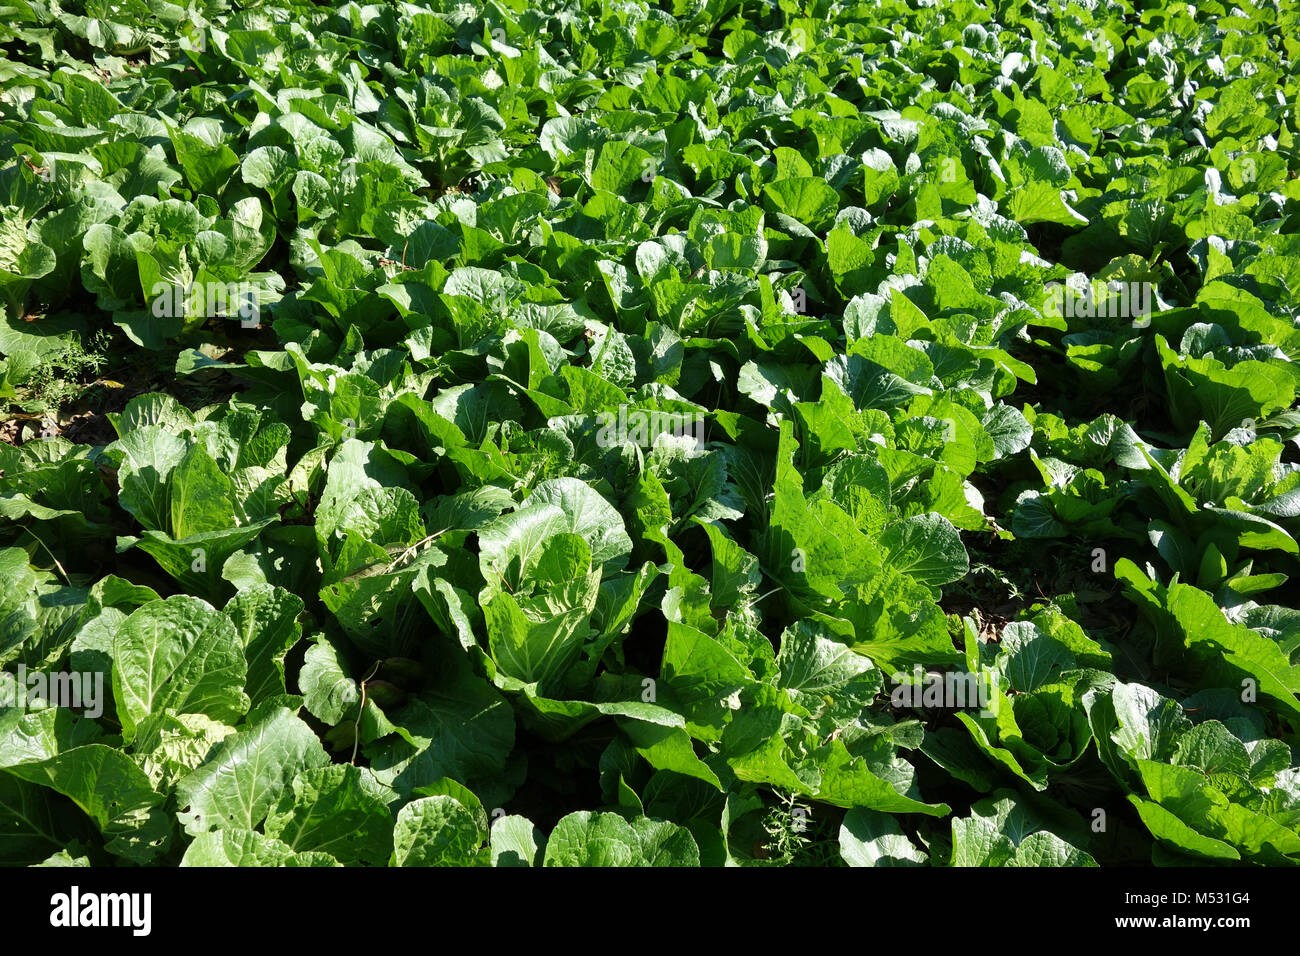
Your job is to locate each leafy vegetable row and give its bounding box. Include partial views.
[1,0,1298,865]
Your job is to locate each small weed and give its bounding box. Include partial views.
[759,791,843,867]
[5,331,111,418]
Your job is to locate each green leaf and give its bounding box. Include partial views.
[175,707,329,835]
[490,814,544,867]
[1127,796,1241,862]
[391,795,484,866]
[762,178,840,231]
[840,808,928,866]
[525,477,633,571]
[542,811,700,867]
[999,621,1076,693]
[111,596,249,741]
[180,829,339,867]
[224,585,303,707]
[880,513,969,589]
[619,720,724,791]
[367,670,515,797]
[264,765,394,865]
[169,443,236,538]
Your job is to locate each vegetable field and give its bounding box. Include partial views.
[2,0,1300,869]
